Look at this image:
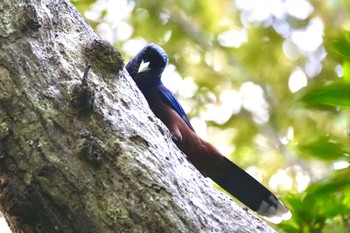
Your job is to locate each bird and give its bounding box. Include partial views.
[125,43,291,223]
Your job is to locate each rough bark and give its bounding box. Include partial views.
[0,0,276,232]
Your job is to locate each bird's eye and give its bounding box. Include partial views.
[143,47,151,55]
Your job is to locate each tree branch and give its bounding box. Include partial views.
[0,0,276,232]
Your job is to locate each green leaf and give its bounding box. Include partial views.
[280,170,350,232]
[307,169,350,196]
[298,83,350,109]
[303,169,350,218]
[343,61,350,84]
[296,136,350,161]
[331,37,350,61]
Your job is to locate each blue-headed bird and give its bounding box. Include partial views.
[125,43,291,223]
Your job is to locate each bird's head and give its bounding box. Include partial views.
[126,43,168,88]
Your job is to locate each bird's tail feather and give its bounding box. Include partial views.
[210,157,292,224]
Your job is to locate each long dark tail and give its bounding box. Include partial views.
[210,157,291,223]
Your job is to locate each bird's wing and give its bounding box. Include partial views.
[158,84,195,132]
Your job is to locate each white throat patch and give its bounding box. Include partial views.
[138,60,151,73]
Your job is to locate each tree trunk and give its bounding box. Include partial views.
[0,0,276,232]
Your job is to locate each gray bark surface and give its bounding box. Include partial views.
[0,0,276,232]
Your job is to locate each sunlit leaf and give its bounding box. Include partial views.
[303,169,350,219]
[331,37,350,61]
[306,169,350,197]
[343,61,350,84]
[296,136,350,161]
[298,83,350,109]
[280,170,350,232]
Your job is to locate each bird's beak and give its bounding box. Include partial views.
[138,60,151,73]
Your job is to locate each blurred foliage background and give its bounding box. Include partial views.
[2,0,350,232]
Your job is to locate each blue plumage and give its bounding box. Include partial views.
[125,43,194,131]
[158,84,194,131]
[125,43,291,223]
